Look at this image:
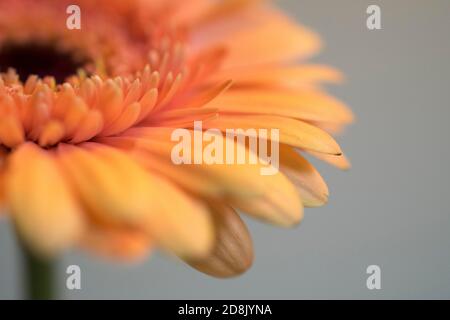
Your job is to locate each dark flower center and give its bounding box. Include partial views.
[0,41,90,83]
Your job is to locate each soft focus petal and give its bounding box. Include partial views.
[6,143,84,256]
[81,225,152,262]
[100,128,303,226]
[58,143,214,258]
[192,4,321,68]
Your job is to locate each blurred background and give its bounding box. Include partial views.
[1,0,450,299]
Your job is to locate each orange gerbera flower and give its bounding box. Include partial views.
[0,0,353,278]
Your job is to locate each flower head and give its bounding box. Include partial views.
[0,0,353,277]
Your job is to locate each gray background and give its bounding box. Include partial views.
[1,0,450,299]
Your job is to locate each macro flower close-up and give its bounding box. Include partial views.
[0,0,353,299]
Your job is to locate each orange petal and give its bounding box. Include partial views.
[192,5,321,68]
[122,79,142,107]
[38,120,65,147]
[195,0,260,25]
[94,79,124,127]
[147,108,218,128]
[81,226,152,262]
[0,115,25,148]
[70,110,104,144]
[178,80,232,109]
[62,96,88,138]
[137,88,158,122]
[170,0,213,25]
[6,143,84,256]
[101,102,141,136]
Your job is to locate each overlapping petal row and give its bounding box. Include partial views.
[0,0,353,277]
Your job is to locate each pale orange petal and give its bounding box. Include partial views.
[207,89,354,124]
[204,115,342,155]
[280,145,329,207]
[58,143,214,258]
[230,171,304,227]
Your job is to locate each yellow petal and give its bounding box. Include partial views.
[6,143,84,256]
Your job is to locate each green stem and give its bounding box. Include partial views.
[20,243,56,300]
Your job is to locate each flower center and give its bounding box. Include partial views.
[0,41,90,83]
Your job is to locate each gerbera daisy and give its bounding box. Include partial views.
[0,0,353,296]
